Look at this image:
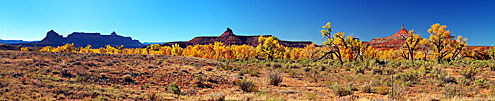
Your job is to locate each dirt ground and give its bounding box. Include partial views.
[0,50,494,100]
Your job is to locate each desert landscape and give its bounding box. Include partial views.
[1,22,495,100]
[1,0,495,100]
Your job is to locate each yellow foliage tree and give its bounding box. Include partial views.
[40,46,52,52]
[256,35,283,60]
[400,29,428,60]
[427,23,466,62]
[319,22,368,63]
[21,47,28,51]
[171,44,183,56]
[450,36,467,60]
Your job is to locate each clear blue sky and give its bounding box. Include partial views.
[0,0,494,46]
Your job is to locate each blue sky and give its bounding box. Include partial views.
[0,0,494,46]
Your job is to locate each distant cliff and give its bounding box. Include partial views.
[16,30,143,48]
[161,28,314,48]
[0,39,36,44]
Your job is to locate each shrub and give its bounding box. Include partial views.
[460,66,479,81]
[442,83,458,98]
[374,86,389,95]
[249,70,259,77]
[474,78,488,89]
[146,92,163,101]
[355,66,365,74]
[268,70,283,86]
[360,83,372,93]
[239,78,257,92]
[372,66,383,75]
[331,83,352,97]
[488,63,495,71]
[390,84,405,100]
[168,82,181,96]
[307,93,317,100]
[395,70,420,85]
[208,93,225,101]
[61,69,73,78]
[123,75,134,83]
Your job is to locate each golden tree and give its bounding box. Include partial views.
[319,22,366,63]
[171,44,183,56]
[20,47,28,51]
[256,35,283,60]
[236,44,257,59]
[51,43,75,53]
[40,46,52,52]
[449,36,467,60]
[301,43,321,59]
[79,45,92,53]
[362,46,377,59]
[400,29,428,60]
[427,23,466,62]
[378,49,400,60]
[290,48,302,59]
[489,48,495,60]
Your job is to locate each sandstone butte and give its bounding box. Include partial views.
[161,27,314,48]
[364,24,493,51]
[364,24,410,51]
[14,30,144,48]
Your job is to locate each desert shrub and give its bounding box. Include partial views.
[249,69,259,77]
[372,66,383,75]
[373,86,389,95]
[390,84,405,100]
[287,69,298,78]
[61,69,73,78]
[208,93,225,101]
[290,63,301,69]
[395,70,420,85]
[239,69,247,76]
[255,90,266,96]
[239,78,257,92]
[355,66,365,74]
[488,63,495,71]
[442,83,458,98]
[330,83,352,97]
[268,70,282,86]
[307,93,317,100]
[123,75,134,83]
[168,82,181,96]
[474,78,488,89]
[418,65,433,74]
[266,96,283,101]
[360,83,372,93]
[460,66,479,81]
[146,92,164,101]
[430,67,457,85]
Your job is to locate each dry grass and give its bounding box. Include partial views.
[0,50,494,100]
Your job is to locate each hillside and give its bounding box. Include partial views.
[14,30,144,48]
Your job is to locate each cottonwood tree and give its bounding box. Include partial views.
[449,36,467,60]
[427,23,467,62]
[256,35,283,60]
[400,29,428,60]
[317,22,367,64]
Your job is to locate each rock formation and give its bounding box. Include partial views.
[161,28,314,48]
[364,24,410,50]
[17,30,143,48]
